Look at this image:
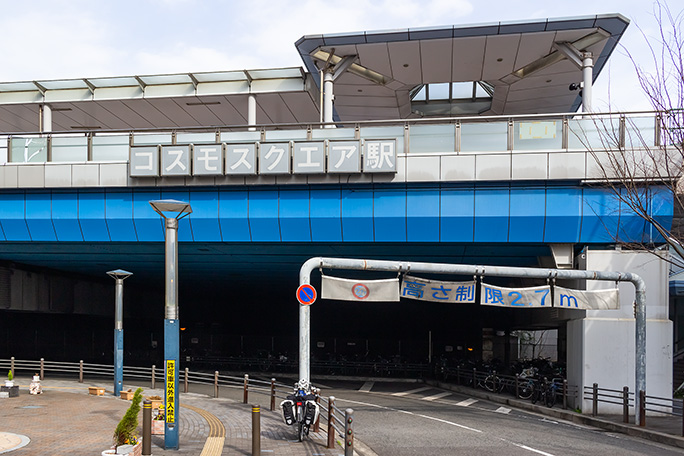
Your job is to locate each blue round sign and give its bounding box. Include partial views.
[296,284,317,305]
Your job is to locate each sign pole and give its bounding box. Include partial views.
[163,217,179,449]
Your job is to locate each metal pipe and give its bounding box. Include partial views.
[151,364,156,389]
[165,218,178,320]
[243,374,249,404]
[298,256,647,423]
[327,396,335,449]
[344,408,354,456]
[252,405,261,456]
[323,71,334,127]
[79,360,83,383]
[143,400,152,455]
[582,53,593,112]
[41,104,52,133]
[248,94,257,132]
[114,278,124,396]
[623,386,629,423]
[592,383,598,416]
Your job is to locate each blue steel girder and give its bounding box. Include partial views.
[0,184,672,245]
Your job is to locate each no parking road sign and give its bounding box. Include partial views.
[296,284,317,305]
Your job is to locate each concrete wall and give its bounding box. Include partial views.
[567,249,672,414]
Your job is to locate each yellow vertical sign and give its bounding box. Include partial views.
[166,360,175,423]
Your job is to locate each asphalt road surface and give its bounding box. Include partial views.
[317,380,684,456]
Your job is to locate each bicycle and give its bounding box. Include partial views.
[516,368,537,400]
[280,380,320,442]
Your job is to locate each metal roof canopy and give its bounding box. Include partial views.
[0,15,629,133]
[295,14,629,120]
[0,68,320,132]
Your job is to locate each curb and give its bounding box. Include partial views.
[425,379,684,450]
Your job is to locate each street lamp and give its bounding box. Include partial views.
[149,199,192,450]
[107,269,132,397]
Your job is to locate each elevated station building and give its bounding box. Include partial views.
[0,14,674,408]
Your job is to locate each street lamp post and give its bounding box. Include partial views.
[150,199,192,451]
[107,269,132,397]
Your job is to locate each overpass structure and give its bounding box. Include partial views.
[0,14,674,412]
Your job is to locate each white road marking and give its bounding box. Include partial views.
[422,391,452,401]
[359,381,374,393]
[415,413,482,433]
[513,443,556,456]
[541,418,558,424]
[455,398,478,407]
[334,398,481,433]
[495,406,511,414]
[391,386,432,397]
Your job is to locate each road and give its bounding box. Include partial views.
[163,375,684,455]
[315,380,684,456]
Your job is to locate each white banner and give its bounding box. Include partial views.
[480,283,551,308]
[553,286,619,310]
[400,276,476,303]
[321,275,400,302]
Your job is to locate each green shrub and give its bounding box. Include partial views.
[7,370,12,382]
[113,387,143,449]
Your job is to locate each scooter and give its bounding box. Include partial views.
[280,380,320,441]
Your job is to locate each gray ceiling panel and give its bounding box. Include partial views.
[420,39,453,83]
[482,34,521,80]
[387,41,422,84]
[356,43,394,80]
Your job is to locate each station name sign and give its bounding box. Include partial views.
[129,139,397,177]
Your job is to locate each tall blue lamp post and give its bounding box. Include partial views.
[107,269,132,397]
[150,199,192,450]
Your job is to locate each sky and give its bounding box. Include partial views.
[0,0,678,111]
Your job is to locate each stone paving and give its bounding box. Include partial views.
[0,377,345,456]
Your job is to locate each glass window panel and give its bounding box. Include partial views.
[92,135,129,161]
[412,86,426,101]
[452,82,474,99]
[429,83,450,100]
[51,136,87,162]
[311,128,356,140]
[264,130,308,141]
[133,134,172,145]
[360,125,404,154]
[461,122,508,152]
[220,131,261,143]
[176,133,217,144]
[568,118,620,150]
[513,121,562,151]
[625,116,656,148]
[10,136,47,163]
[409,124,455,153]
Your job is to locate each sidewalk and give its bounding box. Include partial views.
[0,376,345,455]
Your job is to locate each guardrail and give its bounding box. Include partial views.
[440,365,579,410]
[583,383,684,435]
[1,110,666,164]
[0,357,351,451]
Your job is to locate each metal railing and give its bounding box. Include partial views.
[1,110,667,164]
[0,356,351,452]
[583,383,684,435]
[440,365,578,410]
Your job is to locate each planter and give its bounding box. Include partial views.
[102,441,142,456]
[5,380,13,387]
[89,386,106,396]
[120,390,135,400]
[151,420,165,435]
[146,397,163,409]
[0,385,19,397]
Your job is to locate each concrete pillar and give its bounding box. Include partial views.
[248,94,256,132]
[41,104,52,133]
[581,53,593,112]
[567,250,671,414]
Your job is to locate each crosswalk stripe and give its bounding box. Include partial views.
[359,381,374,392]
[455,398,478,407]
[423,391,451,401]
[391,386,432,397]
[495,406,511,414]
